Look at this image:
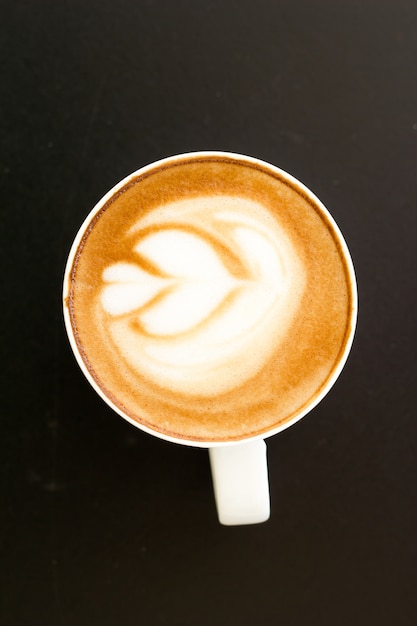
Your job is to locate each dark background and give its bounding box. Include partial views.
[2,1,416,624]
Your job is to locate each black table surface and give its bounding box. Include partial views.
[2,1,416,625]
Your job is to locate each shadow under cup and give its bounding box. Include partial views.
[63,152,357,447]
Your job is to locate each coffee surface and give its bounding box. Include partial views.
[66,155,354,442]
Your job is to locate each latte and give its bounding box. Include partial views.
[64,153,356,443]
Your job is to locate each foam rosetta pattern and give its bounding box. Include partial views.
[99,196,305,396]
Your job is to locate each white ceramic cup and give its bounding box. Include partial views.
[63,152,357,526]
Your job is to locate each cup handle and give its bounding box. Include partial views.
[208,439,270,525]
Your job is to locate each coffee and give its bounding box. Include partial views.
[64,153,355,442]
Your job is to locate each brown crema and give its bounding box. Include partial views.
[66,154,354,442]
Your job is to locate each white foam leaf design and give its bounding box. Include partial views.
[99,195,305,396]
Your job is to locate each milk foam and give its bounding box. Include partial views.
[99,196,305,396]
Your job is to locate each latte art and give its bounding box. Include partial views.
[65,154,355,442]
[99,196,305,395]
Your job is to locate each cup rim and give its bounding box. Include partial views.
[63,150,358,448]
